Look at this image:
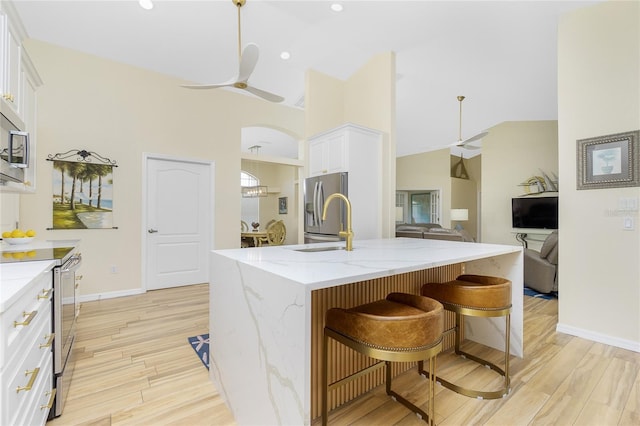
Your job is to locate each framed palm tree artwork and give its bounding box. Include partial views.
[47,150,117,229]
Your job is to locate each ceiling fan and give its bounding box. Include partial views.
[181,0,284,103]
[453,95,487,150]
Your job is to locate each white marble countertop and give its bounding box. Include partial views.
[0,260,56,313]
[0,239,80,313]
[212,237,522,291]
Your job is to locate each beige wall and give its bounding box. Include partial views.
[396,148,452,225]
[557,1,639,348]
[451,177,478,240]
[241,160,298,245]
[305,52,396,237]
[14,40,303,298]
[481,121,558,246]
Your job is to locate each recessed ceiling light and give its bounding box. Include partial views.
[139,0,153,10]
[330,3,343,13]
[280,51,291,60]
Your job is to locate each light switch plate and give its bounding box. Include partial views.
[623,216,634,230]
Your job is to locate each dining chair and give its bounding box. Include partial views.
[261,220,286,246]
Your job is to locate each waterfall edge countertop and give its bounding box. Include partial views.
[211,237,522,290]
[210,237,524,425]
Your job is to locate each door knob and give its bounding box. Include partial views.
[148,229,158,233]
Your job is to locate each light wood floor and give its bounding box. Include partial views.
[47,285,640,426]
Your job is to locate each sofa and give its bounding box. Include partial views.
[524,231,558,293]
[395,223,474,242]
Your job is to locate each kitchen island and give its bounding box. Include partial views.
[209,238,522,425]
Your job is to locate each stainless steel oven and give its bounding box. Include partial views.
[51,250,82,418]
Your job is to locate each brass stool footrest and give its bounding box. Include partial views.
[418,352,510,400]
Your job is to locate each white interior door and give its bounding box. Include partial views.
[145,156,212,290]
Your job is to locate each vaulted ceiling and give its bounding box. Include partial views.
[12,0,598,158]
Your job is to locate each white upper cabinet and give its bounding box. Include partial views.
[0,9,23,123]
[0,4,42,193]
[307,123,383,239]
[308,132,347,177]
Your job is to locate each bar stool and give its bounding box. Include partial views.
[420,274,511,400]
[322,293,443,425]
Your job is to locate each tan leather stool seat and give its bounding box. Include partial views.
[420,274,512,400]
[323,293,443,425]
[421,274,511,310]
[326,293,443,350]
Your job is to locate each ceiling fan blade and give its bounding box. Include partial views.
[460,144,481,150]
[244,85,284,103]
[461,131,489,145]
[238,43,259,82]
[181,80,236,89]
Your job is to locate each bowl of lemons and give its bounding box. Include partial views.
[2,229,36,245]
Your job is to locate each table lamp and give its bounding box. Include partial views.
[451,208,469,231]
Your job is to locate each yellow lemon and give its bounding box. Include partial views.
[2,252,12,258]
[11,229,26,238]
[25,229,36,237]
[26,250,37,257]
[12,252,25,259]
[2,231,11,238]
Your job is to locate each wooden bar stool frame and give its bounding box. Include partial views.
[419,302,511,400]
[322,328,442,425]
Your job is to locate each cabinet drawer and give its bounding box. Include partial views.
[2,302,52,425]
[13,358,53,426]
[0,269,52,366]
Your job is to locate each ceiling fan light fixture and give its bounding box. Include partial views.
[180,0,284,103]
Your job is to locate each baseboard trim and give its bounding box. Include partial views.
[556,323,640,353]
[78,288,145,303]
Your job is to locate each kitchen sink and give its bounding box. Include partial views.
[293,245,345,253]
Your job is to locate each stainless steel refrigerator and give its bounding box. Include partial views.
[304,172,348,243]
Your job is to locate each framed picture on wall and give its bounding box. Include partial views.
[279,197,288,214]
[577,130,640,190]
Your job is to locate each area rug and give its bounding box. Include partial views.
[524,287,557,300]
[188,334,209,370]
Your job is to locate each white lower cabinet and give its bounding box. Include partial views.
[0,265,54,425]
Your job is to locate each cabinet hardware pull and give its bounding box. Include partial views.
[37,289,53,300]
[14,310,38,328]
[40,333,55,349]
[76,274,84,280]
[41,388,57,410]
[16,368,40,393]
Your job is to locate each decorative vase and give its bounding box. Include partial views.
[251,222,260,231]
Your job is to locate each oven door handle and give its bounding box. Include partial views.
[61,254,82,272]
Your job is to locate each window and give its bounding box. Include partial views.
[241,171,259,187]
[241,171,260,224]
[396,190,441,224]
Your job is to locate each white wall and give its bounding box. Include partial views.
[15,40,303,299]
[557,1,639,350]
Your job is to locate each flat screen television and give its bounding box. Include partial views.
[511,196,558,230]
